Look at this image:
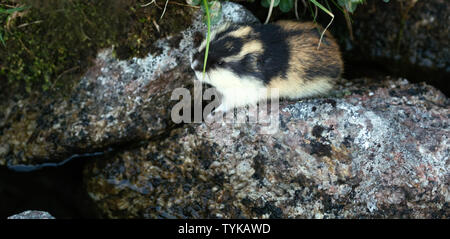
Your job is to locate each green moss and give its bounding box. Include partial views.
[0,0,194,94]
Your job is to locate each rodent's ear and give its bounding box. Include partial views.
[193,31,204,49]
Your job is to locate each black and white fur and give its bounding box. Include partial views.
[191,21,343,112]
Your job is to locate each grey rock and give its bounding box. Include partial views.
[84,78,449,219]
[346,0,449,93]
[1,2,448,219]
[220,1,260,25]
[8,210,55,219]
[0,2,258,169]
[351,0,449,68]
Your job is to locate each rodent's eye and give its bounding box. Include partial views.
[217,60,224,66]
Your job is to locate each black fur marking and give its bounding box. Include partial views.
[257,24,291,84]
[211,36,243,59]
[210,25,308,84]
[251,27,308,84]
[194,24,340,85]
[193,36,243,72]
[228,53,264,80]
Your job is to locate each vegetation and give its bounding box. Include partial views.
[0,0,193,93]
[0,5,28,46]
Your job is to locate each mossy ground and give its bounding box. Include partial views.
[0,0,194,95]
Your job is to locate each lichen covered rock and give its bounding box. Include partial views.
[0,2,447,219]
[84,78,449,218]
[0,2,258,169]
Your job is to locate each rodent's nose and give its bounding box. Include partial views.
[191,60,199,71]
[192,51,202,70]
[191,59,204,72]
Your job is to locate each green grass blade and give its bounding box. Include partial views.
[309,0,334,17]
[0,6,29,14]
[202,0,211,78]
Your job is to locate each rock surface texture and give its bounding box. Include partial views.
[7,210,55,219]
[346,0,449,94]
[85,77,449,219]
[0,2,258,169]
[0,3,448,218]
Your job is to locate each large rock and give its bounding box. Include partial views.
[84,78,449,219]
[1,2,448,219]
[0,2,259,169]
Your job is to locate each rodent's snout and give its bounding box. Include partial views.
[191,59,200,72]
[191,51,203,72]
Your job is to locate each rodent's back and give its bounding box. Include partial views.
[191,20,344,109]
[267,21,343,99]
[275,20,343,79]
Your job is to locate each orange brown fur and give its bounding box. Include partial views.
[191,20,344,112]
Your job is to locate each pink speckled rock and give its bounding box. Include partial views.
[85,78,449,219]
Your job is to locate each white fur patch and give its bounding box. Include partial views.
[193,67,334,111]
[195,68,268,110]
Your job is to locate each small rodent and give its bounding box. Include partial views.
[191,20,343,112]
